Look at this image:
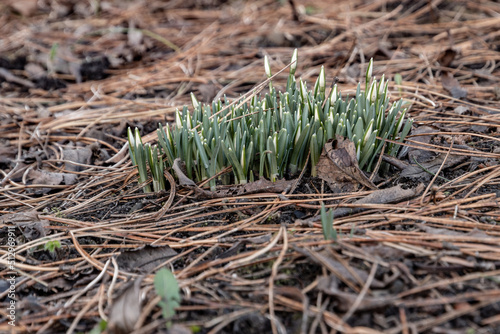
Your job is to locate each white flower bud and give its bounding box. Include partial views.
[190,92,199,109]
[330,84,338,104]
[175,109,182,129]
[295,121,301,144]
[186,112,193,129]
[378,75,385,97]
[290,49,298,75]
[314,105,320,122]
[134,128,141,146]
[319,66,325,93]
[367,81,377,102]
[264,56,272,78]
[366,58,373,81]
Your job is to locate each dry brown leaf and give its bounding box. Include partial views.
[193,178,295,199]
[317,136,376,193]
[442,72,467,99]
[26,169,78,194]
[401,153,467,181]
[108,277,144,334]
[63,147,92,172]
[330,183,425,218]
[317,275,399,312]
[406,126,436,163]
[172,158,196,187]
[116,245,177,273]
[0,145,17,165]
[0,211,47,241]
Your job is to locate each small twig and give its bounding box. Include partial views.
[341,263,378,323]
[0,67,34,87]
[413,156,450,182]
[420,139,454,206]
[269,225,288,334]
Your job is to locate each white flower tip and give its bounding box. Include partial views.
[190,92,199,109]
[366,58,373,80]
[330,84,338,103]
[290,49,298,73]
[175,109,182,128]
[264,56,272,77]
[319,66,325,90]
[134,130,141,144]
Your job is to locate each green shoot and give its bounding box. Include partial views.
[321,203,337,241]
[154,268,181,329]
[44,240,61,253]
[127,51,412,189]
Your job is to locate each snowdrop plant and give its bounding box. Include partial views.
[128,52,412,191]
[127,128,152,193]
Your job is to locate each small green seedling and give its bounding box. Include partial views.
[321,203,337,241]
[154,268,181,329]
[127,128,152,193]
[44,240,61,253]
[394,73,403,96]
[88,319,107,334]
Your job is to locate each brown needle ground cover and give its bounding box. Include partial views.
[1,1,500,333]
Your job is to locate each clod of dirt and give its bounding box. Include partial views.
[80,56,110,81]
[0,55,27,70]
[34,76,67,90]
[436,48,457,68]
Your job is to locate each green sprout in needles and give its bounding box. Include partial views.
[128,51,412,192]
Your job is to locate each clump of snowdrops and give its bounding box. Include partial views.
[128,51,412,192]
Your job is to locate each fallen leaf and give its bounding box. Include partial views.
[26,169,78,194]
[25,63,45,79]
[317,275,399,312]
[0,145,17,165]
[442,72,467,99]
[317,136,376,193]
[403,125,435,162]
[401,153,467,181]
[418,225,490,239]
[63,147,92,172]
[172,158,196,186]
[167,324,193,334]
[193,178,295,199]
[295,183,424,223]
[361,244,406,261]
[0,211,47,241]
[454,105,469,115]
[116,245,177,273]
[329,183,424,218]
[108,277,144,334]
[127,23,144,49]
[198,83,218,103]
